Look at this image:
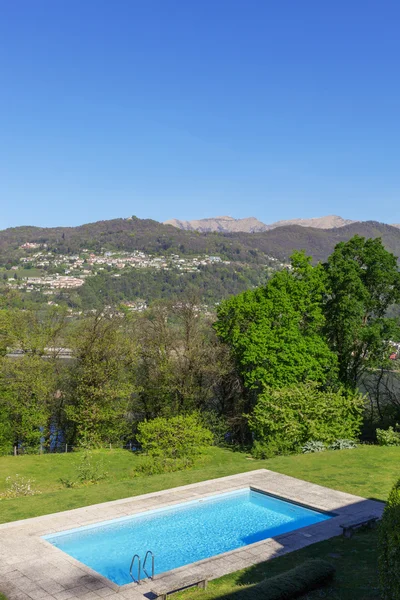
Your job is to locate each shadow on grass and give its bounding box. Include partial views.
[175,520,382,600]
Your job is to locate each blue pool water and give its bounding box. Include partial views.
[44,488,331,585]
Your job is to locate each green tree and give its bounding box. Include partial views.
[133,299,233,419]
[324,236,400,390]
[0,306,69,450]
[0,354,56,448]
[64,311,137,446]
[214,251,338,392]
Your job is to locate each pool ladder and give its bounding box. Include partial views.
[130,550,155,584]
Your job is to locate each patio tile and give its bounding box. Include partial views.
[89,588,115,598]
[53,591,81,600]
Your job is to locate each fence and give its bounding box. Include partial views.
[2,443,138,457]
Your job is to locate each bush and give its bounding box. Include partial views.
[377,426,400,446]
[76,449,108,484]
[379,478,400,599]
[59,450,108,487]
[137,413,213,462]
[232,559,335,600]
[248,383,363,457]
[0,474,41,498]
[252,435,299,459]
[329,438,357,450]
[134,456,193,476]
[302,440,326,454]
[201,411,230,446]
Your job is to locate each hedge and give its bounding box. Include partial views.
[222,559,335,600]
[379,478,400,599]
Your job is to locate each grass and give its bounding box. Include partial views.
[0,446,398,600]
[176,528,380,600]
[0,446,398,524]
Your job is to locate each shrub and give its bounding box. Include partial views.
[329,439,357,450]
[235,559,335,600]
[248,383,363,456]
[59,450,107,487]
[0,474,41,498]
[76,449,108,484]
[302,440,326,453]
[201,411,229,446]
[379,478,400,599]
[137,413,213,462]
[134,456,192,476]
[251,439,294,459]
[377,426,400,446]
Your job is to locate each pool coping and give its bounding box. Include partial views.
[0,469,384,600]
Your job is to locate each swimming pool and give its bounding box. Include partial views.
[44,488,332,585]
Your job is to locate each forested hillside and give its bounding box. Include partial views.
[1,217,400,265]
[2,217,400,310]
[78,263,267,309]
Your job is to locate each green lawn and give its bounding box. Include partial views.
[0,446,398,600]
[176,528,380,600]
[0,446,398,524]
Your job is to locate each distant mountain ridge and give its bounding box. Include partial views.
[164,214,358,233]
[1,217,400,267]
[270,215,356,229]
[164,216,269,233]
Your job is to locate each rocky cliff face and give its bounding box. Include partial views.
[164,216,270,233]
[269,215,357,229]
[164,214,357,233]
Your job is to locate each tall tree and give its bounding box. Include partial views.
[64,311,137,446]
[324,236,400,390]
[214,251,338,393]
[133,299,233,419]
[0,354,56,449]
[0,307,68,450]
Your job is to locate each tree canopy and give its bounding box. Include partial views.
[214,250,338,391]
[323,235,400,389]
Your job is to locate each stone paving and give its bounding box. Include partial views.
[0,469,384,600]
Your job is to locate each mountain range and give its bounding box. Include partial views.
[164,214,399,233]
[1,216,400,266]
[2,216,400,309]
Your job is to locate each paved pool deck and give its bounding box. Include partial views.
[0,469,384,600]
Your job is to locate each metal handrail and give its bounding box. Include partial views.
[143,550,155,580]
[129,554,141,584]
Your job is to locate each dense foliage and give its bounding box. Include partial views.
[137,414,213,460]
[379,478,400,599]
[324,236,400,389]
[376,426,400,446]
[248,383,363,456]
[0,234,399,458]
[77,263,268,308]
[63,314,137,446]
[214,251,338,391]
[0,300,244,452]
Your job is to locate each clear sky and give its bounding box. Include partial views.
[1,0,399,229]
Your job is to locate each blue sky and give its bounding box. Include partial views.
[1,0,399,229]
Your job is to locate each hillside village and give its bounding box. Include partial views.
[4,245,237,293]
